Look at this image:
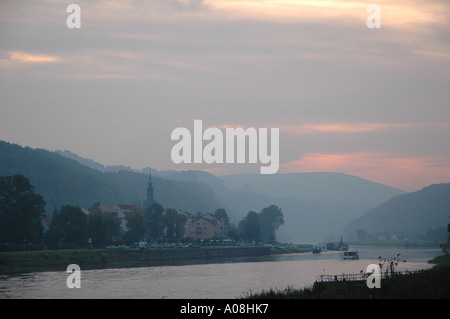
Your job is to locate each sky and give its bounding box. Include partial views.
[0,0,449,192]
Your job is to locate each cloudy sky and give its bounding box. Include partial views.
[1,0,449,192]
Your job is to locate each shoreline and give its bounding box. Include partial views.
[1,244,442,276]
[0,246,277,276]
[243,254,450,299]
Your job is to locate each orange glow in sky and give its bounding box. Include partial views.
[280,152,450,191]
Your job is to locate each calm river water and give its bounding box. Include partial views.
[0,246,443,299]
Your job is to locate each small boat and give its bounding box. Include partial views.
[343,251,359,260]
[312,246,321,254]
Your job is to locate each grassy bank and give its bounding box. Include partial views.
[242,254,450,299]
[0,246,271,275]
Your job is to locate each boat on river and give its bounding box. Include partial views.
[325,236,349,251]
[343,251,359,260]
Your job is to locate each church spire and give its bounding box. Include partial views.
[144,171,155,208]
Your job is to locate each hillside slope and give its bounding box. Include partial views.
[12,141,412,242]
[155,170,404,242]
[343,183,450,236]
[0,140,223,215]
[220,172,404,206]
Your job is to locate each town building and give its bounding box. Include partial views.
[88,201,129,232]
[184,213,226,240]
[88,202,116,215]
[81,173,228,241]
[114,204,135,232]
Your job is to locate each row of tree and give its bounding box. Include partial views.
[45,205,121,247]
[0,174,285,250]
[237,206,284,243]
[125,203,285,244]
[0,175,46,245]
[125,203,189,243]
[45,203,193,247]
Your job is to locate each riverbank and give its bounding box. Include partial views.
[242,253,450,299]
[347,240,439,248]
[0,246,272,275]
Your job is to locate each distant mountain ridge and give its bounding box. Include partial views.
[0,140,223,215]
[1,139,422,242]
[55,149,151,174]
[49,143,406,241]
[220,172,405,206]
[144,169,406,242]
[343,183,450,236]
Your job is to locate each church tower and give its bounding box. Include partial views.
[144,172,155,208]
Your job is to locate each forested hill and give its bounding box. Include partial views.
[343,182,450,236]
[0,140,223,214]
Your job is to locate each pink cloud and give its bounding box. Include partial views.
[280,152,450,191]
[7,51,62,63]
[280,122,426,135]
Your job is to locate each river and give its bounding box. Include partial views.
[0,246,443,299]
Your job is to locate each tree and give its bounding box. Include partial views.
[226,224,240,242]
[48,205,88,246]
[0,175,46,244]
[87,213,106,246]
[123,208,148,243]
[214,208,229,225]
[162,208,187,242]
[84,211,122,246]
[146,202,164,242]
[101,213,122,243]
[259,205,284,243]
[238,211,260,242]
[442,222,450,256]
